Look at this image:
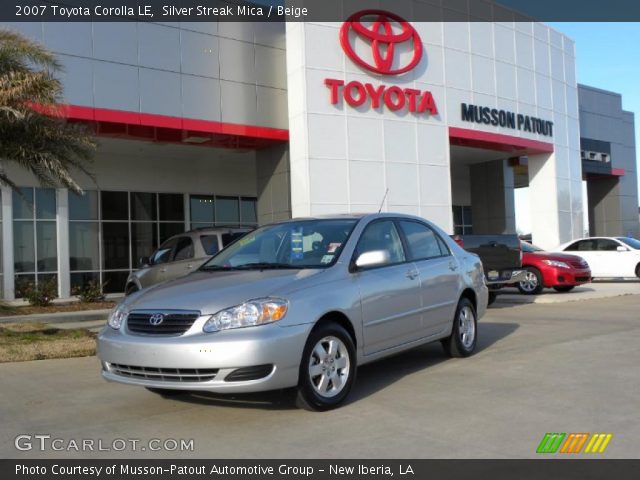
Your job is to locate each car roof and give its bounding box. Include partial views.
[275,212,428,223]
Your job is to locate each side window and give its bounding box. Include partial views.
[597,239,620,251]
[173,237,194,261]
[356,220,406,266]
[200,235,220,256]
[151,238,177,265]
[566,240,595,251]
[399,220,448,260]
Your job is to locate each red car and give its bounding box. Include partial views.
[518,242,592,295]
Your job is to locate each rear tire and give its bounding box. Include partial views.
[517,267,544,295]
[636,263,640,279]
[296,322,356,411]
[442,298,477,358]
[553,285,575,293]
[145,387,186,397]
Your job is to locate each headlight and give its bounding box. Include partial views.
[203,298,288,333]
[108,305,128,329]
[542,260,570,269]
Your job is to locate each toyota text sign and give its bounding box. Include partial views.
[325,10,438,116]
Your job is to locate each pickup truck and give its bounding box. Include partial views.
[452,234,526,305]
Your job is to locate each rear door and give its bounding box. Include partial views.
[398,220,460,337]
[355,219,423,355]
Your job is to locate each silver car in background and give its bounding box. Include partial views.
[124,227,251,295]
[98,213,488,410]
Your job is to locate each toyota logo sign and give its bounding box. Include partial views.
[149,313,164,326]
[339,10,423,75]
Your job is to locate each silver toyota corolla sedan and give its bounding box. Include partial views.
[98,213,488,410]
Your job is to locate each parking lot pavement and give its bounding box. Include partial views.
[1,295,638,459]
[496,279,640,305]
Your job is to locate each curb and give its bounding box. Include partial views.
[0,309,110,325]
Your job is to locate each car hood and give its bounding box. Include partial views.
[526,251,587,264]
[124,269,324,314]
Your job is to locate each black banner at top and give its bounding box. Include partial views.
[3,0,640,22]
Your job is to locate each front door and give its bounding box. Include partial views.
[355,220,422,355]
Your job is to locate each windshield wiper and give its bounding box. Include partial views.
[234,262,297,270]
[201,262,296,271]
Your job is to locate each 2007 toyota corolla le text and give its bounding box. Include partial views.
[98,213,488,410]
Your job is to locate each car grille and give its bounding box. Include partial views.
[126,311,200,335]
[108,363,218,382]
[575,276,591,282]
[568,260,589,269]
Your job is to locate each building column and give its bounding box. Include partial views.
[469,159,516,234]
[528,152,584,249]
[256,144,291,225]
[1,187,15,300]
[56,189,70,298]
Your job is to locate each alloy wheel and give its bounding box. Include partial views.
[308,336,350,398]
[520,271,539,293]
[458,305,476,349]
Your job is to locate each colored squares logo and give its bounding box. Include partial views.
[537,433,613,454]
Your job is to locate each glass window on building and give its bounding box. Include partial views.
[13,187,58,297]
[190,195,214,229]
[453,206,473,235]
[190,194,257,229]
[215,196,240,225]
[69,190,186,294]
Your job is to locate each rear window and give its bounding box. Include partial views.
[617,237,640,250]
[200,235,220,256]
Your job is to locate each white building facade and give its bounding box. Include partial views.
[1,7,637,299]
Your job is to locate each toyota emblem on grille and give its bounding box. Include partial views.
[149,313,164,326]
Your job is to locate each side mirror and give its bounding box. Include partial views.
[354,250,390,269]
[616,246,628,252]
[139,256,151,267]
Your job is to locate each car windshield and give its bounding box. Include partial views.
[617,237,640,250]
[521,241,544,253]
[201,219,358,270]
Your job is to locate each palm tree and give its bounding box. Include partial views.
[0,29,96,193]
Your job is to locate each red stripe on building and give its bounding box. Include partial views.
[33,104,289,149]
[449,127,555,155]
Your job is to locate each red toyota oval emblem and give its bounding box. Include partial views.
[340,10,423,75]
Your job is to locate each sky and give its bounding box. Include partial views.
[515,22,640,234]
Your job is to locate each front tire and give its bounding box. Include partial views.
[518,267,544,295]
[553,285,575,293]
[636,263,640,279]
[442,298,477,358]
[296,323,356,411]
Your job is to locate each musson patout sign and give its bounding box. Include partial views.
[325,10,438,116]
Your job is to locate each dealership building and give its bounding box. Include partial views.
[1,3,638,299]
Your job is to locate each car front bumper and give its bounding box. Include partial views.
[543,267,592,287]
[97,320,311,393]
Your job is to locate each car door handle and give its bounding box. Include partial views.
[406,269,419,280]
[449,262,458,271]
[186,264,194,269]
[160,268,167,273]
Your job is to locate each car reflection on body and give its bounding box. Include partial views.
[98,213,488,410]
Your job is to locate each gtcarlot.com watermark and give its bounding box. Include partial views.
[15,434,194,452]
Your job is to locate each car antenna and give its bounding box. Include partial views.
[378,188,389,213]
